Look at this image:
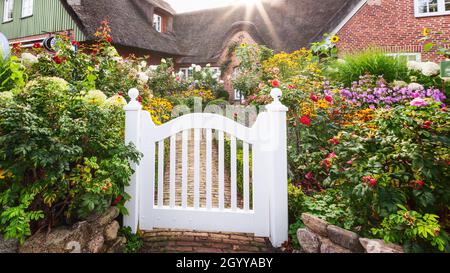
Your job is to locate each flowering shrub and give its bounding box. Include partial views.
[143,97,174,125]
[0,77,140,243]
[339,74,446,108]
[325,102,450,252]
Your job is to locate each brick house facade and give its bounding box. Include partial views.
[334,0,450,62]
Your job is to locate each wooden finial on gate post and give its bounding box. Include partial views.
[123,88,142,233]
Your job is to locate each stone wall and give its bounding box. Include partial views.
[0,207,125,253]
[297,213,404,253]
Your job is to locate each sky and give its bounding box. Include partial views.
[165,0,253,13]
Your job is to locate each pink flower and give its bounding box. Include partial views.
[305,172,314,180]
[410,98,428,107]
[310,94,319,102]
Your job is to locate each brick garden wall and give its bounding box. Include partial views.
[336,0,450,62]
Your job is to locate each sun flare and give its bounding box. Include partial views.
[239,0,262,6]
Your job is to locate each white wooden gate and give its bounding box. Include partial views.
[123,88,288,247]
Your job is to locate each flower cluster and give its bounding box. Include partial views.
[339,75,446,108]
[407,61,440,77]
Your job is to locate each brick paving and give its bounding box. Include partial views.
[141,129,273,253]
[140,228,278,253]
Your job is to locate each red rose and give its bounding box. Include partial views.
[325,95,333,103]
[32,43,41,49]
[53,55,63,64]
[310,94,319,102]
[299,115,311,126]
[287,84,296,89]
[271,79,280,88]
[363,176,377,187]
[137,95,143,103]
[118,91,124,97]
[112,195,123,206]
[421,120,432,129]
[415,180,425,190]
[106,36,113,43]
[71,41,81,47]
[305,172,314,180]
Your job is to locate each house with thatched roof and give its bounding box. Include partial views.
[0,0,361,100]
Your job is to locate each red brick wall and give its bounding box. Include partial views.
[336,0,450,62]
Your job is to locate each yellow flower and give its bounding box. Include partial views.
[106,95,127,107]
[143,97,173,125]
[0,169,5,180]
[422,27,430,37]
[330,35,340,44]
[84,90,107,106]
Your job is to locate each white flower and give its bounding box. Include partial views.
[106,95,127,107]
[0,91,14,103]
[84,90,107,106]
[140,61,148,68]
[178,71,184,77]
[195,65,202,72]
[212,73,218,79]
[149,65,158,71]
[407,61,422,71]
[21,53,38,66]
[408,82,424,91]
[219,80,224,84]
[206,63,211,67]
[112,56,123,62]
[420,61,440,76]
[137,72,149,84]
[191,64,196,68]
[161,58,167,64]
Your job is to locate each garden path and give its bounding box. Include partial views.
[141,130,276,253]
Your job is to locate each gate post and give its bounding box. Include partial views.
[123,88,142,233]
[266,88,289,247]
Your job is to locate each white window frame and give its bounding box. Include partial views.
[21,0,33,18]
[415,0,450,17]
[3,0,14,22]
[386,52,422,62]
[153,14,162,32]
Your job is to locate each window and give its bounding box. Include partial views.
[153,14,162,32]
[21,0,33,17]
[232,68,244,101]
[415,0,450,17]
[386,52,422,62]
[179,68,193,79]
[210,67,222,78]
[3,0,14,22]
[234,89,244,101]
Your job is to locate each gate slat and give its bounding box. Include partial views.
[231,135,237,210]
[206,129,212,209]
[218,131,225,210]
[182,130,188,208]
[169,135,176,208]
[157,140,164,208]
[194,128,200,209]
[243,142,250,211]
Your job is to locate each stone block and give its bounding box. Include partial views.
[297,228,320,253]
[359,238,404,253]
[301,213,328,237]
[327,225,364,252]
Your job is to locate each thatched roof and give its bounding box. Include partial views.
[148,0,175,14]
[174,0,362,64]
[63,0,181,55]
[62,0,360,63]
